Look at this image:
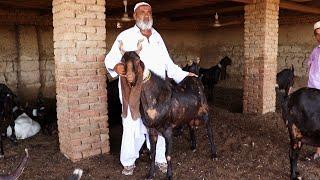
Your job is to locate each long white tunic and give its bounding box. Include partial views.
[105,25,188,166]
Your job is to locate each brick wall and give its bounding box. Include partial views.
[0,25,18,92]
[17,25,41,100]
[53,0,109,161]
[37,26,56,97]
[0,8,55,100]
[243,0,279,114]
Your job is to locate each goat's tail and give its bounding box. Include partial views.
[68,168,83,180]
[0,148,29,180]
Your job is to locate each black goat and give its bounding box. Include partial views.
[0,148,29,180]
[199,56,232,100]
[276,65,295,97]
[25,93,56,135]
[0,94,18,158]
[280,87,320,180]
[119,49,217,180]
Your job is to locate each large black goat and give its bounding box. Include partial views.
[118,47,217,180]
[280,87,320,180]
[198,56,232,100]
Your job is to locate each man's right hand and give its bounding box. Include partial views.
[114,63,126,76]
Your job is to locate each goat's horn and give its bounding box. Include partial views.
[118,40,125,55]
[135,39,144,54]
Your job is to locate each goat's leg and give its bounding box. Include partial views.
[163,127,173,180]
[9,122,17,144]
[204,115,217,159]
[0,135,4,158]
[188,125,197,152]
[289,141,302,180]
[147,134,157,180]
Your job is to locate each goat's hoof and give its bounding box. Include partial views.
[167,176,173,180]
[211,154,218,161]
[292,177,302,180]
[191,148,196,153]
[0,155,4,159]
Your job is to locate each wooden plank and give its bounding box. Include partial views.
[280,0,320,14]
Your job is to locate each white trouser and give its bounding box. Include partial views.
[120,109,167,167]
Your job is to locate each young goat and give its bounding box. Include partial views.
[199,56,232,100]
[118,45,217,180]
[280,87,320,180]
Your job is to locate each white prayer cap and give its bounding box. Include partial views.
[314,21,320,30]
[134,2,151,12]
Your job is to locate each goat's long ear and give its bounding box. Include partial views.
[118,40,125,56]
[135,39,144,55]
[196,57,201,64]
[187,59,193,66]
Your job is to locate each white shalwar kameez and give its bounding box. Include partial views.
[105,25,188,167]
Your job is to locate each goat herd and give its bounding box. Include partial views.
[115,45,320,180]
[0,49,319,179]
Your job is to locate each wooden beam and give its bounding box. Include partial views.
[228,0,255,3]
[280,0,320,14]
[169,6,244,21]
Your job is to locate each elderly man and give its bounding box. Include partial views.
[307,20,320,160]
[105,2,196,175]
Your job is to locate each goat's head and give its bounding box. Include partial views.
[184,58,201,75]
[34,92,46,119]
[118,40,145,87]
[117,40,145,120]
[220,56,232,67]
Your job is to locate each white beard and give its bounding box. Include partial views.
[136,18,153,30]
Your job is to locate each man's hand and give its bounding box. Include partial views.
[188,72,198,77]
[114,63,126,76]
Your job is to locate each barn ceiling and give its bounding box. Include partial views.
[0,0,319,29]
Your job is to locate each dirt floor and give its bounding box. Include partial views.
[1,79,320,180]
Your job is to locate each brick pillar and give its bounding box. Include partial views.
[243,0,279,114]
[52,0,109,161]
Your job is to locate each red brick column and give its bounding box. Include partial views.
[243,0,279,114]
[52,0,108,161]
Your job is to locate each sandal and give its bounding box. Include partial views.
[122,164,136,175]
[156,162,167,174]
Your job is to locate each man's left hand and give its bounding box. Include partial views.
[188,72,198,77]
